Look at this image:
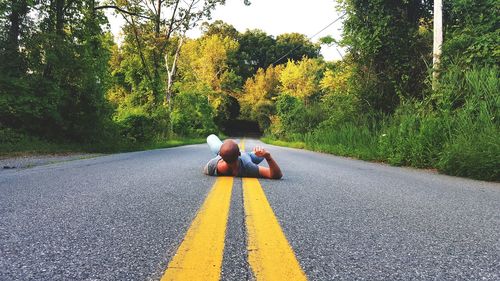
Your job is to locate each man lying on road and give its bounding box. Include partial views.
[203,135,283,179]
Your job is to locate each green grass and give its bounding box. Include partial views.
[0,129,82,158]
[141,138,206,150]
[438,125,500,181]
[263,121,381,162]
[0,127,205,158]
[266,112,499,182]
[261,137,306,149]
[305,123,381,161]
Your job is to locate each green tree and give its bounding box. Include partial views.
[274,33,321,64]
[171,90,217,137]
[0,0,29,77]
[240,65,283,130]
[96,0,227,109]
[237,29,277,80]
[319,60,359,125]
[177,34,241,129]
[442,0,499,67]
[201,20,240,41]
[179,35,240,93]
[338,0,432,113]
[0,0,114,142]
[236,30,321,80]
[279,58,324,104]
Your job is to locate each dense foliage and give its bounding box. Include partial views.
[0,1,498,180]
[442,0,499,67]
[0,0,114,143]
[0,1,319,146]
[338,0,433,113]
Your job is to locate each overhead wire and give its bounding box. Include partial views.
[271,11,347,66]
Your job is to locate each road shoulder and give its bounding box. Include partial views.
[0,153,103,171]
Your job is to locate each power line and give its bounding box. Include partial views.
[271,11,347,66]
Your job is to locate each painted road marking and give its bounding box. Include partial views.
[243,178,307,280]
[161,176,234,281]
[239,139,245,151]
[241,140,307,281]
[162,139,306,280]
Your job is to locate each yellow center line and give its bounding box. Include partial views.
[161,176,234,281]
[243,178,307,280]
[239,138,245,151]
[162,139,305,280]
[241,142,308,280]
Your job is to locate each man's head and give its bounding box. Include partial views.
[219,139,240,164]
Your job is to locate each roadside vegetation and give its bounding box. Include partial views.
[1,1,498,180]
[261,0,499,182]
[0,1,318,155]
[260,1,500,181]
[254,0,499,181]
[0,127,204,158]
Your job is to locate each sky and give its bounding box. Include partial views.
[106,0,346,61]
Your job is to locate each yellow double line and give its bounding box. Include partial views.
[161,176,234,280]
[161,141,306,281]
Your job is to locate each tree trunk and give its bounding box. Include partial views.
[152,0,162,100]
[155,0,162,36]
[55,0,65,36]
[165,36,184,110]
[5,0,28,76]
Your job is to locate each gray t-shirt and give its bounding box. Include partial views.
[204,153,260,178]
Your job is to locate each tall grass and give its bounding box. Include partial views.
[305,120,381,161]
[378,106,449,168]
[436,66,500,180]
[267,65,499,181]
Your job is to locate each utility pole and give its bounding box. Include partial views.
[433,0,443,89]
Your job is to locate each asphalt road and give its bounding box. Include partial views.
[1,139,499,280]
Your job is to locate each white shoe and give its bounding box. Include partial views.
[207,134,223,156]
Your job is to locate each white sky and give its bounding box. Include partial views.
[106,0,345,61]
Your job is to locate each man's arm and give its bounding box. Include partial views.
[254,146,283,179]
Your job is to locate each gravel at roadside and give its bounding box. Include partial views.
[0,153,102,171]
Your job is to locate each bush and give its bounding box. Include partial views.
[378,103,449,168]
[442,0,499,67]
[0,126,29,145]
[0,126,79,155]
[271,94,304,139]
[117,114,157,143]
[171,91,217,137]
[0,76,64,138]
[272,94,325,140]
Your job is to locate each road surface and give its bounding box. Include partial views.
[1,139,499,280]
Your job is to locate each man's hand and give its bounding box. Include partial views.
[254,146,283,179]
[253,146,271,159]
